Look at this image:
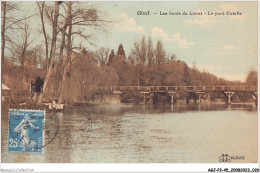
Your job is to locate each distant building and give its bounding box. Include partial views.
[2,83,11,108]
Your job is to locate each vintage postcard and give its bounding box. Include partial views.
[1,0,259,172]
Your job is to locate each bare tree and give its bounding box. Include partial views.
[130,41,140,64]
[58,2,112,49]
[130,38,146,87]
[10,21,33,70]
[140,36,147,66]
[95,47,110,67]
[58,1,72,104]
[2,2,18,63]
[130,36,148,66]
[246,70,258,86]
[155,40,165,69]
[147,36,154,68]
[36,2,49,70]
[57,2,112,104]
[1,1,7,65]
[1,2,32,63]
[37,1,60,104]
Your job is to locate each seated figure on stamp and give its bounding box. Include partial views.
[14,114,39,151]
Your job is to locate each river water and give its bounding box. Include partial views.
[1,103,258,163]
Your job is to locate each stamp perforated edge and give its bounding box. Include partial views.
[8,109,46,155]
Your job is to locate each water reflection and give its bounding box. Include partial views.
[1,103,258,163]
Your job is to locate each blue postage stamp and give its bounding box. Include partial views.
[8,109,45,153]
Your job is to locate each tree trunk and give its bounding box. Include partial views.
[53,27,66,95]
[59,29,66,61]
[65,39,73,104]
[37,2,49,70]
[37,2,59,105]
[58,2,72,104]
[1,2,6,69]
[21,53,26,87]
[42,12,49,70]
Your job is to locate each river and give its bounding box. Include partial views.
[1,103,258,163]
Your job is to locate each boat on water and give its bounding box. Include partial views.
[44,100,64,113]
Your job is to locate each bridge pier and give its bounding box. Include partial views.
[195,92,205,104]
[224,91,235,105]
[253,92,258,105]
[113,91,124,97]
[140,92,150,103]
[168,92,178,104]
[111,91,124,103]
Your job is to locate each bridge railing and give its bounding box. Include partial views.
[97,86,257,92]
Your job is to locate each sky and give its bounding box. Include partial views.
[17,1,258,82]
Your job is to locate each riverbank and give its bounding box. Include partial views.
[3,100,256,112]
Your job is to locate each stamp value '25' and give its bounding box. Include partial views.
[8,109,45,153]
